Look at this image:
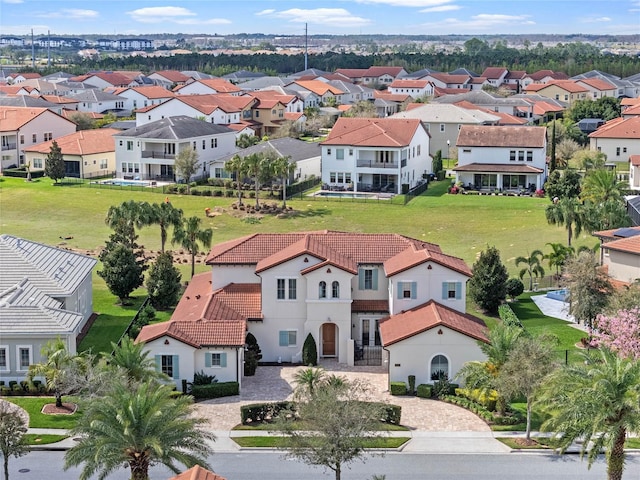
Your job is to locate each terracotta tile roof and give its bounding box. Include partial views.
[577,78,616,91]
[593,226,640,240]
[631,155,640,166]
[380,300,489,346]
[136,318,246,347]
[62,109,103,120]
[384,243,472,277]
[169,465,227,480]
[247,90,297,105]
[191,78,241,93]
[623,104,640,116]
[292,80,344,96]
[481,67,507,79]
[78,72,132,86]
[526,70,569,81]
[601,235,640,255]
[40,95,77,104]
[0,85,34,94]
[351,300,389,313]
[389,79,431,88]
[433,86,470,97]
[373,90,411,102]
[589,116,640,139]
[322,117,422,147]
[505,70,526,80]
[153,70,191,83]
[365,66,405,77]
[621,98,640,107]
[0,107,65,132]
[405,102,423,111]
[429,73,471,85]
[24,128,117,155]
[457,125,546,148]
[470,77,488,84]
[334,68,367,78]
[526,80,588,94]
[163,94,254,115]
[285,112,305,121]
[453,163,544,174]
[10,72,41,80]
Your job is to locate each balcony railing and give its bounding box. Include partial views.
[141,151,175,159]
[356,159,398,169]
[1,143,17,151]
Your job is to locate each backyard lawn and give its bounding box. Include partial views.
[5,397,79,429]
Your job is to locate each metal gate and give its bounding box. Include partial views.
[355,345,382,366]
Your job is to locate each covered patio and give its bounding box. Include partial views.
[453,163,544,193]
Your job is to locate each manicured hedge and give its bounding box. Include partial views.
[390,381,407,396]
[455,388,498,411]
[498,304,523,329]
[241,402,295,424]
[416,384,432,398]
[190,381,239,399]
[2,168,46,179]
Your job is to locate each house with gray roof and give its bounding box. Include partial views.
[238,76,288,91]
[0,234,97,382]
[212,137,321,182]
[114,115,237,182]
[68,89,127,115]
[432,90,532,116]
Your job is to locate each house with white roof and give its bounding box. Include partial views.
[321,117,431,194]
[453,125,547,192]
[136,231,488,390]
[0,234,97,382]
[114,116,236,182]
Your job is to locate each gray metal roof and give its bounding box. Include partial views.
[0,234,97,296]
[68,89,125,103]
[0,95,60,109]
[214,137,320,164]
[114,115,235,140]
[432,90,530,107]
[239,76,287,91]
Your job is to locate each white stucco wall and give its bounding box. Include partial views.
[590,137,640,164]
[604,250,640,283]
[457,145,546,170]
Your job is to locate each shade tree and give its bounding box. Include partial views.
[468,245,508,313]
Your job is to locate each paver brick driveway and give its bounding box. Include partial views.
[194,362,490,432]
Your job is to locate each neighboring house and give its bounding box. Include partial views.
[6,72,41,84]
[24,128,117,179]
[69,72,133,89]
[222,69,267,84]
[521,70,569,88]
[174,79,242,96]
[169,465,227,480]
[423,73,472,91]
[593,227,640,286]
[327,80,374,104]
[573,70,640,99]
[287,80,344,106]
[113,116,236,181]
[0,94,66,116]
[212,137,321,181]
[630,156,640,190]
[372,91,412,117]
[107,86,175,114]
[392,103,500,158]
[454,125,547,192]
[523,80,589,106]
[589,116,640,166]
[335,66,408,85]
[245,90,303,114]
[511,94,565,124]
[147,70,191,87]
[388,79,434,99]
[136,231,486,390]
[237,76,288,92]
[0,234,97,382]
[321,117,431,194]
[432,90,532,117]
[0,106,77,171]
[480,67,508,88]
[575,78,617,99]
[68,90,127,115]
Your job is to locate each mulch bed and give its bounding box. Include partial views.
[512,438,543,447]
[41,402,77,415]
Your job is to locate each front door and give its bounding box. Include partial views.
[322,323,336,357]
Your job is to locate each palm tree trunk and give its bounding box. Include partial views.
[160,227,167,253]
[567,223,573,247]
[190,253,195,279]
[282,175,287,208]
[55,391,63,408]
[607,427,626,480]
[129,459,150,480]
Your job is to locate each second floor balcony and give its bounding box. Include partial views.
[356,158,399,169]
[141,150,175,160]
[1,143,17,151]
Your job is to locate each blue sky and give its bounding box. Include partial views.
[1,0,639,36]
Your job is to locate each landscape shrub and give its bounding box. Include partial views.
[455,388,498,411]
[416,384,432,398]
[390,381,407,396]
[225,190,235,197]
[2,168,46,179]
[213,190,222,197]
[505,278,524,300]
[190,381,239,399]
[407,375,416,395]
[302,333,318,366]
[378,403,402,424]
[240,401,295,424]
[498,304,523,329]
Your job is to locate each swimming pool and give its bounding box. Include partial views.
[546,289,569,302]
[313,191,384,199]
[99,180,150,187]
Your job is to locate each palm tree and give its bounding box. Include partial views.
[172,216,213,278]
[515,249,545,291]
[545,196,584,247]
[292,367,326,400]
[224,154,245,206]
[243,152,267,207]
[457,323,524,415]
[28,338,75,408]
[64,380,215,480]
[146,202,183,253]
[537,348,640,480]
[271,154,296,208]
[105,336,168,384]
[581,168,626,205]
[105,200,149,248]
[544,242,574,285]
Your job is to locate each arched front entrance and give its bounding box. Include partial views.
[321,323,338,357]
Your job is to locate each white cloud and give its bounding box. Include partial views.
[580,15,612,23]
[421,13,535,30]
[356,0,453,6]
[420,5,461,13]
[259,8,371,27]
[127,6,230,25]
[256,9,275,16]
[36,8,99,20]
[1,0,24,4]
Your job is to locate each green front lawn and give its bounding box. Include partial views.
[233,421,409,432]
[23,434,69,445]
[6,397,79,429]
[232,436,410,449]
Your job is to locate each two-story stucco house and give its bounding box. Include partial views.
[589,116,640,167]
[107,86,175,115]
[593,227,640,287]
[0,235,97,383]
[454,125,547,192]
[136,231,488,390]
[320,117,431,194]
[113,116,236,182]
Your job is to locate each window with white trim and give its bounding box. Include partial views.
[331,281,340,299]
[277,278,297,300]
[17,346,32,371]
[442,281,462,300]
[0,346,8,371]
[430,354,449,380]
[161,355,173,377]
[336,149,344,160]
[319,281,327,299]
[210,353,222,367]
[33,158,42,168]
[279,330,297,347]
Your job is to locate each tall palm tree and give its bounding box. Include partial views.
[105,200,149,248]
[28,338,76,408]
[545,196,584,247]
[224,154,246,206]
[146,202,183,253]
[515,249,545,291]
[544,242,574,285]
[271,154,296,208]
[537,348,640,480]
[105,336,168,384]
[581,168,626,205]
[172,216,213,278]
[457,323,524,415]
[64,380,215,480]
[243,152,267,207]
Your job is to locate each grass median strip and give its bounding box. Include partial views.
[232,436,410,449]
[23,434,69,446]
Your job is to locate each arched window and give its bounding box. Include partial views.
[430,354,449,381]
[331,281,340,298]
[319,281,327,299]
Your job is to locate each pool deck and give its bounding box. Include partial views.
[531,294,588,331]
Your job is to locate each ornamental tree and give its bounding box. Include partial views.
[44,140,65,184]
[146,252,182,310]
[592,308,640,360]
[468,245,508,313]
